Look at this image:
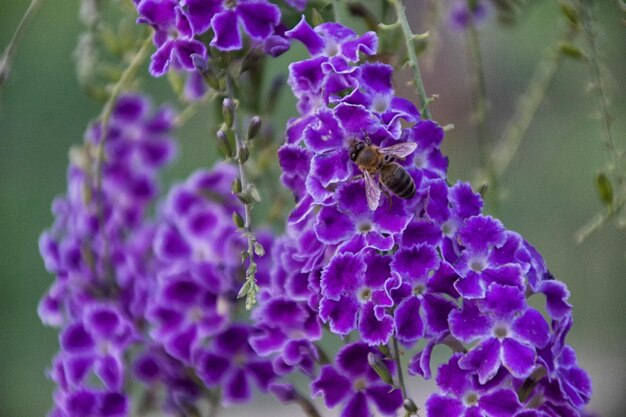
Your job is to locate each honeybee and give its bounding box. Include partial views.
[349,139,418,210]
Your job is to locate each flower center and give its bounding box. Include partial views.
[413,153,426,168]
[470,258,486,272]
[353,377,367,391]
[216,296,230,317]
[357,287,372,303]
[442,220,455,237]
[358,221,373,233]
[494,325,509,339]
[463,392,479,406]
[225,0,237,8]
[324,41,339,57]
[188,306,204,322]
[233,352,246,367]
[413,284,426,296]
[372,95,390,113]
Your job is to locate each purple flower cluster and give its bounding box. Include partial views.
[144,163,276,406]
[39,94,275,415]
[250,18,592,417]
[39,94,176,417]
[39,9,594,417]
[133,0,302,78]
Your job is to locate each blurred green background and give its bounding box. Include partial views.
[1,0,624,416]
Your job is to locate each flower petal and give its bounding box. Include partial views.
[237,1,280,39]
[311,365,352,408]
[210,11,242,51]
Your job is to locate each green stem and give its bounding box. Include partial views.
[392,337,408,401]
[578,1,623,191]
[0,0,46,99]
[225,74,258,310]
[93,33,151,269]
[390,0,432,120]
[332,0,342,22]
[174,91,218,127]
[467,16,499,213]
[294,389,323,417]
[493,26,574,178]
[95,34,152,192]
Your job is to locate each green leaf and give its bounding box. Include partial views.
[596,173,614,207]
[232,211,245,228]
[559,43,587,61]
[410,32,429,58]
[312,8,325,26]
[559,1,580,26]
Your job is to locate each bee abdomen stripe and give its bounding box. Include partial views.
[397,180,415,198]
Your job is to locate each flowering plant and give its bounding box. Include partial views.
[2,0,615,416]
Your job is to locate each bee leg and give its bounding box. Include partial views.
[351,174,364,181]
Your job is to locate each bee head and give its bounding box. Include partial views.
[349,140,366,161]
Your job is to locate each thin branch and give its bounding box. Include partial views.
[174,90,219,127]
[493,26,575,178]
[467,17,499,212]
[332,0,342,23]
[0,0,46,100]
[579,1,619,176]
[294,389,323,417]
[390,0,433,120]
[225,73,259,310]
[92,33,151,268]
[94,34,152,190]
[392,337,408,401]
[574,199,624,244]
[573,1,624,242]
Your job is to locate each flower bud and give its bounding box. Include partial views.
[312,8,325,26]
[238,146,249,164]
[232,178,242,194]
[253,242,265,257]
[596,172,613,207]
[217,129,234,158]
[367,353,394,386]
[222,98,235,129]
[191,53,220,90]
[403,398,418,414]
[235,191,255,205]
[232,211,245,228]
[247,116,262,141]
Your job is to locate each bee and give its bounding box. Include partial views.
[349,139,418,210]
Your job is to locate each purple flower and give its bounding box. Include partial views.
[287,17,377,62]
[189,0,281,51]
[311,342,402,417]
[425,354,522,417]
[319,252,397,345]
[449,284,550,383]
[448,0,491,31]
[195,324,276,404]
[537,317,592,410]
[315,181,413,250]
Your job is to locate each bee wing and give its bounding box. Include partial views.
[364,171,382,211]
[379,142,418,159]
